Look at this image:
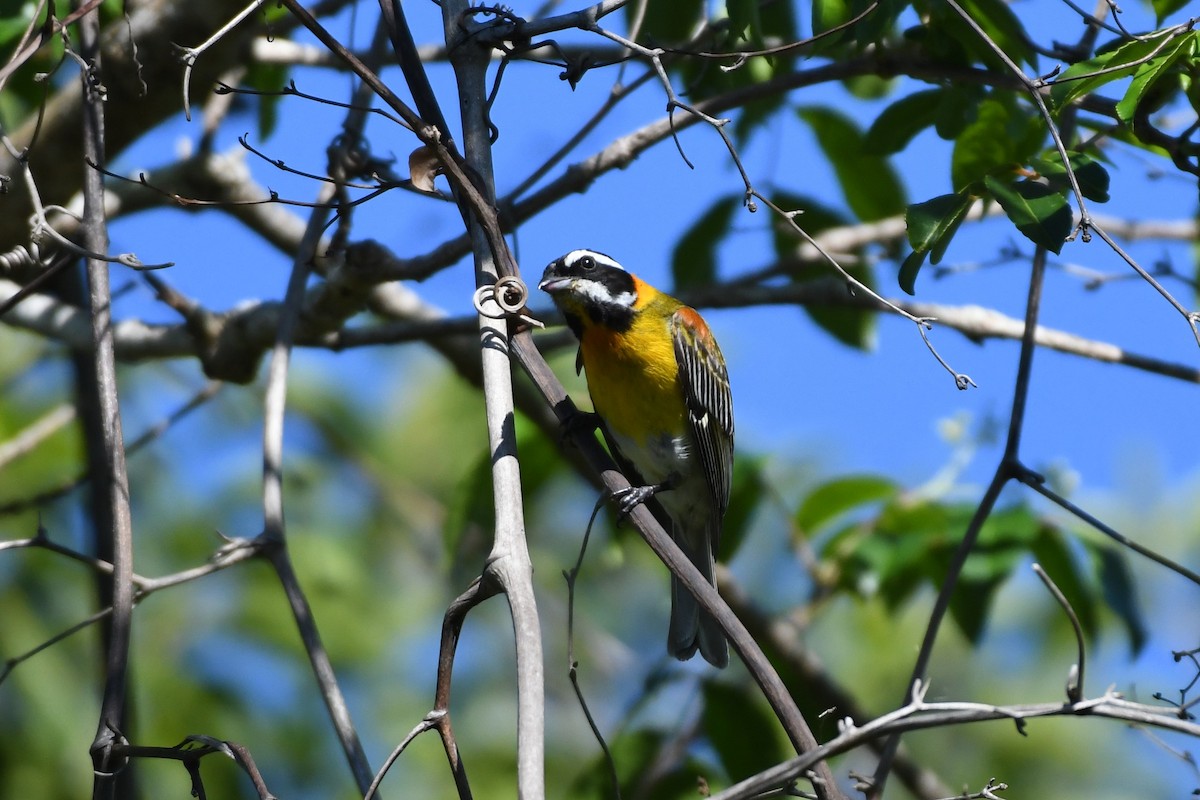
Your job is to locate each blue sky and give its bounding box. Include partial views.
[97,9,1200,723]
[40,2,1198,795]
[106,1,1199,507]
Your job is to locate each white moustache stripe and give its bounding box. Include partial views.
[575,279,635,308]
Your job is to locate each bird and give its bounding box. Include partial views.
[539,248,734,668]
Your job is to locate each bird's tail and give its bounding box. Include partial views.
[667,520,728,668]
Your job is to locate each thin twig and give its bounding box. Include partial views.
[564,498,622,800]
[0,0,104,92]
[0,382,222,518]
[178,0,269,120]
[1017,466,1200,586]
[364,714,444,800]
[1,534,263,685]
[111,736,277,800]
[428,577,500,800]
[1031,563,1086,702]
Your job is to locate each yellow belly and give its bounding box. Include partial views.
[581,319,686,444]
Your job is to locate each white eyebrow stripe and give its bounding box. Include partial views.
[564,249,625,272]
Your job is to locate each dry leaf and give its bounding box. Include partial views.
[408,145,442,192]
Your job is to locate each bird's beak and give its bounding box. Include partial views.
[538,276,570,294]
[539,262,570,294]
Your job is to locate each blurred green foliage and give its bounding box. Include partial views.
[3,0,1200,798]
[1,326,1192,798]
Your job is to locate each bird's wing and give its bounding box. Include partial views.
[670,306,734,517]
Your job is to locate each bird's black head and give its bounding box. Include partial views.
[539,249,637,333]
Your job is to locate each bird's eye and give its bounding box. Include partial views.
[578,256,596,271]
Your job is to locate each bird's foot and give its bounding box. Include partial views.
[611,476,677,518]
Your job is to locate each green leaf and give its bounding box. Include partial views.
[898,249,928,296]
[796,475,897,534]
[244,61,290,140]
[812,0,906,48]
[947,505,1041,643]
[984,176,1073,254]
[1153,0,1193,25]
[953,0,1037,68]
[925,0,1036,70]
[1116,32,1197,122]
[1090,544,1148,655]
[671,194,739,290]
[631,0,704,43]
[822,498,954,607]
[900,191,973,294]
[719,458,766,561]
[903,17,971,69]
[812,0,856,35]
[971,503,1043,558]
[703,683,786,778]
[875,501,958,607]
[864,89,945,154]
[725,0,759,43]
[951,98,1043,191]
[934,85,985,140]
[949,99,1006,189]
[906,192,973,261]
[680,1,798,144]
[798,106,907,221]
[947,576,1006,643]
[843,0,909,47]
[768,191,879,347]
[1030,152,1111,203]
[842,73,897,100]
[1050,30,1185,112]
[838,499,1047,642]
[1031,529,1098,640]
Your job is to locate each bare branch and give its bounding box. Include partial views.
[0,1,266,248]
[870,244,1050,796]
[0,403,75,470]
[247,16,398,796]
[112,735,278,800]
[0,381,221,517]
[714,687,1200,800]
[1,532,264,685]
[74,9,137,793]
[564,500,623,800]
[177,0,270,121]
[1018,466,1200,586]
[435,1,548,796]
